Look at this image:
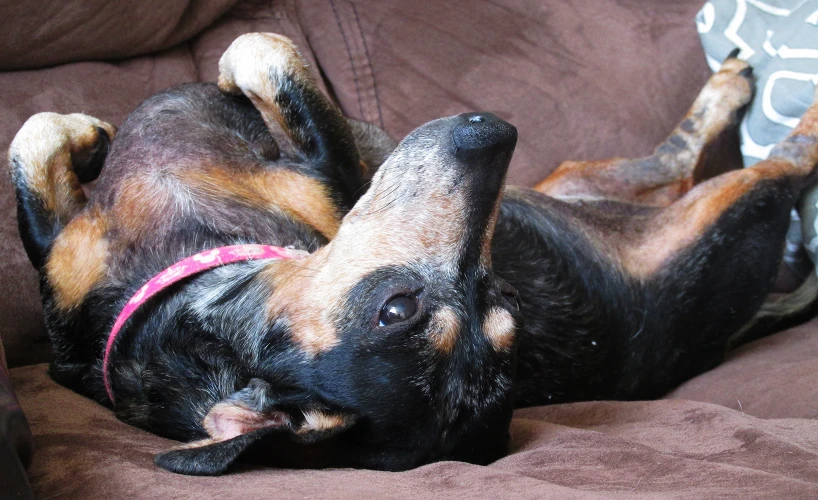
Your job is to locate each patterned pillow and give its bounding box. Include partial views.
[698,0,818,276]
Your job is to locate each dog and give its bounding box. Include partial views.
[8,33,818,475]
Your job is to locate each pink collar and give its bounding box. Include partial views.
[102,244,308,404]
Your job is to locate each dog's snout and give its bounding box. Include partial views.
[453,112,517,160]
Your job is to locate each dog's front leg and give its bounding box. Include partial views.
[8,113,116,270]
[217,33,365,209]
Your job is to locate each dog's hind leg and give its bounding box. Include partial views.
[598,88,818,387]
[535,53,752,207]
[8,113,116,270]
[217,33,365,209]
[622,85,818,282]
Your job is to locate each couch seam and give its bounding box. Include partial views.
[329,0,365,119]
[349,1,384,128]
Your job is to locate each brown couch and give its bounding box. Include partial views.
[3,1,818,497]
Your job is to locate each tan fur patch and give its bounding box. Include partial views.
[107,173,184,243]
[428,307,461,354]
[298,410,350,434]
[264,254,339,355]
[108,167,341,244]
[177,167,341,240]
[483,307,516,352]
[45,207,109,311]
[622,161,794,278]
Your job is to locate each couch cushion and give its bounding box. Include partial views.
[668,315,818,418]
[0,0,239,70]
[11,363,818,498]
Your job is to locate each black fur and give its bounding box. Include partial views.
[494,183,793,405]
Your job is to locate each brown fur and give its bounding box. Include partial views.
[178,167,341,239]
[428,307,461,354]
[483,307,515,352]
[622,160,798,277]
[45,206,110,310]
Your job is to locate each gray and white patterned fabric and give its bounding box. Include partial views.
[698,0,818,274]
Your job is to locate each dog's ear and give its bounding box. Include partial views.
[154,378,356,475]
[154,428,278,476]
[346,118,397,182]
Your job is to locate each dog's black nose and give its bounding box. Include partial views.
[453,112,517,160]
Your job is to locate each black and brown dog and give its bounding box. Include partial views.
[8,33,818,475]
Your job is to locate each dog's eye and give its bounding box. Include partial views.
[379,295,418,326]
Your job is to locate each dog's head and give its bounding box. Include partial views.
[156,112,520,475]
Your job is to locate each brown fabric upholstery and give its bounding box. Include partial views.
[296,0,712,187]
[10,362,818,498]
[3,0,818,497]
[0,0,239,70]
[668,317,818,418]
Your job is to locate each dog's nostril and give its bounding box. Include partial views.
[468,115,485,124]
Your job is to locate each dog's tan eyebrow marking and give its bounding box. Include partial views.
[297,410,351,434]
[429,306,460,354]
[45,206,109,311]
[483,307,515,352]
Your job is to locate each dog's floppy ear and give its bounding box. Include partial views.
[154,378,356,475]
[154,428,278,476]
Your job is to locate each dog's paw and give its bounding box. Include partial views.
[10,113,117,184]
[705,55,755,111]
[217,33,310,97]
